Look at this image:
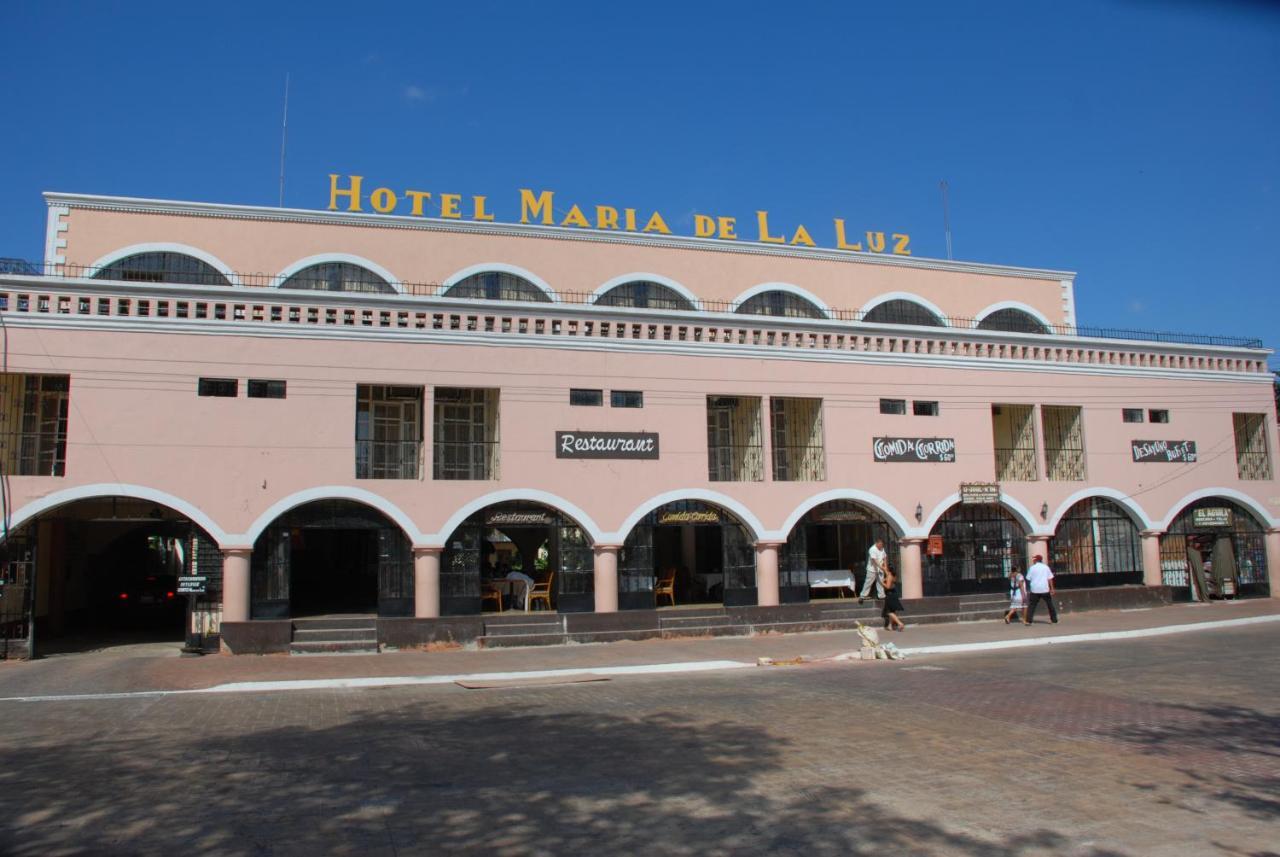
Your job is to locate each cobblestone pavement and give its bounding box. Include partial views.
[0,613,1276,855]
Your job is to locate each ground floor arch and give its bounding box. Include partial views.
[619,499,756,609]
[0,495,223,656]
[441,501,594,615]
[780,500,901,603]
[250,499,413,619]
[1159,497,1270,598]
[1049,496,1143,588]
[926,502,1028,595]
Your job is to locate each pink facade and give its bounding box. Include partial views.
[2,192,1277,652]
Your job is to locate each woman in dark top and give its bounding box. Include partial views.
[881,566,906,632]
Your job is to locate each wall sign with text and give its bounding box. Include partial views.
[960,482,1001,504]
[1131,440,1197,463]
[873,437,956,463]
[556,431,659,460]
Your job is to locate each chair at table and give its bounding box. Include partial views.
[481,581,504,612]
[655,570,676,607]
[528,571,555,612]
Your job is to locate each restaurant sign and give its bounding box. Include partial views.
[960,482,1001,505]
[873,437,956,463]
[556,431,659,460]
[486,511,553,527]
[657,509,720,525]
[1131,440,1197,463]
[1192,507,1233,528]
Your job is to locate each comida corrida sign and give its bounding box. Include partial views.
[326,175,911,255]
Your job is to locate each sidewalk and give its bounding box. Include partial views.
[1,598,1277,700]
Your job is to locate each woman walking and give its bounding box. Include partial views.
[1004,567,1028,624]
[881,566,906,632]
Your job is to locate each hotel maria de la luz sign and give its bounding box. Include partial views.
[0,172,1275,658]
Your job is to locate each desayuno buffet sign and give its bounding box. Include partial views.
[326,174,911,255]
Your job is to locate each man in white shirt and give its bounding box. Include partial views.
[1023,554,1058,624]
[859,539,888,602]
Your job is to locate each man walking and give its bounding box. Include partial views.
[1023,554,1058,624]
[859,538,888,603]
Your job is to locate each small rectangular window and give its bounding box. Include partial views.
[197,378,237,398]
[913,401,939,416]
[570,389,603,406]
[611,390,643,408]
[1122,408,1144,423]
[247,379,286,399]
[1149,409,1169,424]
[879,398,906,415]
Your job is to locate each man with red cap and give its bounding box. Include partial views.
[1023,554,1058,625]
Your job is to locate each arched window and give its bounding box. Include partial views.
[596,281,695,311]
[1051,497,1141,586]
[443,271,551,303]
[978,308,1050,334]
[279,262,394,294]
[863,299,944,327]
[95,252,231,287]
[736,291,824,319]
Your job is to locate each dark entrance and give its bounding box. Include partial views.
[620,500,756,609]
[251,500,413,619]
[440,502,593,616]
[781,501,899,603]
[1050,497,1143,588]
[1159,498,1270,598]
[926,503,1027,595]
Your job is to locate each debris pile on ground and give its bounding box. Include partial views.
[829,622,907,662]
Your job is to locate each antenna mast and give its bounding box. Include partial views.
[939,180,953,260]
[278,73,291,208]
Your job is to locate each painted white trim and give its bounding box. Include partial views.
[6,483,229,545]
[920,493,1044,538]
[778,489,913,539]
[608,489,767,542]
[43,205,69,271]
[1061,278,1078,332]
[858,292,950,327]
[275,253,402,294]
[973,301,1054,332]
[591,272,701,309]
[237,486,424,545]
[1045,488,1153,531]
[43,191,1078,282]
[441,262,558,303]
[731,282,833,319]
[87,243,244,288]
[426,488,602,545]
[1155,487,1278,530]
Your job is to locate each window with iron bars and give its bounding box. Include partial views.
[0,374,69,476]
[1233,413,1272,480]
[770,397,825,481]
[355,385,423,479]
[992,404,1039,481]
[1042,405,1086,481]
[706,396,763,481]
[434,387,500,480]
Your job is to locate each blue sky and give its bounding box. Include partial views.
[2,1,1277,363]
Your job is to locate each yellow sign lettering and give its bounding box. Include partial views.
[718,217,737,240]
[520,188,555,225]
[866,231,886,253]
[328,174,363,212]
[892,233,911,256]
[756,211,786,244]
[642,211,671,234]
[789,224,816,247]
[561,204,590,228]
[624,209,637,231]
[472,196,495,221]
[833,219,862,251]
[595,206,619,229]
[439,193,462,219]
[369,187,397,214]
[694,214,716,238]
[405,190,432,216]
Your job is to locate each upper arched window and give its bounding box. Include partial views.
[596,281,695,311]
[736,291,825,319]
[279,262,394,294]
[94,252,231,287]
[863,299,944,327]
[443,271,551,303]
[977,308,1051,334]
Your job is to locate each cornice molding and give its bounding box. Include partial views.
[43,191,1076,282]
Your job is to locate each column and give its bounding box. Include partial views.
[755,541,781,607]
[1140,530,1164,588]
[898,538,925,600]
[221,547,252,623]
[1026,534,1050,566]
[1267,529,1280,599]
[413,547,442,618]
[593,545,620,614]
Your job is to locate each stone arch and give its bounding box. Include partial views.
[6,482,230,546]
[859,292,949,327]
[592,272,699,310]
[240,486,422,546]
[429,489,602,547]
[440,262,557,302]
[88,243,241,287]
[612,489,764,543]
[731,283,832,319]
[974,301,1053,334]
[779,489,911,540]
[1158,488,1276,531]
[1046,488,1153,532]
[275,254,402,294]
[921,493,1040,536]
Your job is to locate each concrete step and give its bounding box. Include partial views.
[289,641,379,655]
[483,620,563,637]
[659,614,732,630]
[483,613,562,628]
[477,632,569,649]
[291,628,378,643]
[292,617,377,632]
[661,623,747,640]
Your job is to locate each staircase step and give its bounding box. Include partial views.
[477,632,569,649]
[659,615,732,629]
[291,628,377,643]
[292,618,377,631]
[289,641,379,655]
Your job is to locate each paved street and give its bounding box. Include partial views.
[1,608,1278,856]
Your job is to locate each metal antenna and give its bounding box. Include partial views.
[278,73,291,208]
[940,180,953,260]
